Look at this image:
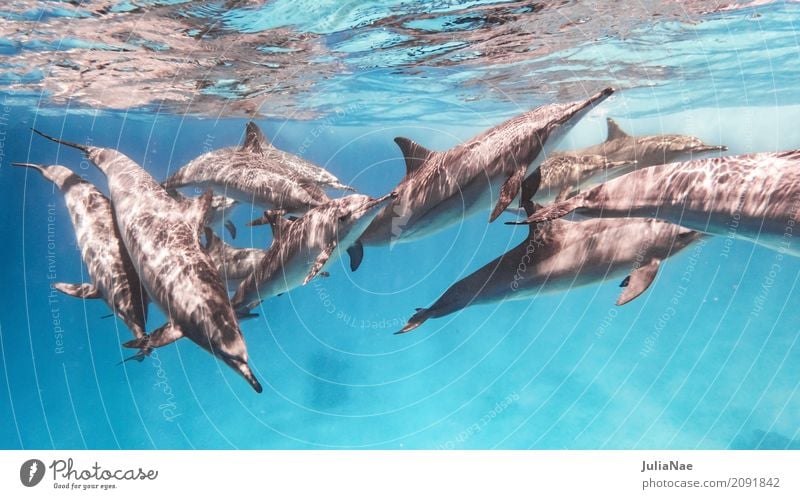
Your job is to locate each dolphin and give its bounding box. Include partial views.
[203,227,267,290]
[530,154,637,204]
[231,193,395,316]
[240,122,355,192]
[398,205,703,334]
[12,162,148,340]
[357,88,615,251]
[162,122,350,214]
[32,129,263,393]
[565,117,727,166]
[515,150,800,256]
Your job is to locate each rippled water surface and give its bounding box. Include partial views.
[1,0,800,449]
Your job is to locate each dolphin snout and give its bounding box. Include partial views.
[230,360,263,393]
[697,144,728,153]
[362,191,398,212]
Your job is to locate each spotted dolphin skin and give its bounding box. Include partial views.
[12,162,148,340]
[357,88,615,250]
[32,129,262,393]
[231,193,395,316]
[516,150,800,256]
[399,208,702,334]
[567,117,727,166]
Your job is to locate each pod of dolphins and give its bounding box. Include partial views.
[24,85,797,394]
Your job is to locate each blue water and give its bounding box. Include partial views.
[1,1,800,449]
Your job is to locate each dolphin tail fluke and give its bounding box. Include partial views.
[31,128,90,153]
[395,307,431,335]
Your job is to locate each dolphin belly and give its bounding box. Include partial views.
[397,175,505,242]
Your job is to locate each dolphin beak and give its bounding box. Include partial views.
[557,87,615,125]
[234,361,263,393]
[360,191,398,213]
[696,144,728,153]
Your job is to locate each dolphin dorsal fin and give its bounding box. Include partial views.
[394,137,433,175]
[187,190,214,235]
[241,122,270,154]
[606,118,629,141]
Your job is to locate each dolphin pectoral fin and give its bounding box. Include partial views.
[347,241,364,272]
[53,282,101,299]
[394,137,433,175]
[304,242,337,285]
[520,168,542,205]
[490,165,526,222]
[225,220,237,239]
[123,323,184,351]
[237,311,260,320]
[606,118,630,141]
[616,259,661,306]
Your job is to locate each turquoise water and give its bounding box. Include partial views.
[1,0,800,449]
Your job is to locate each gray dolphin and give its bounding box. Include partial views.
[516,150,800,256]
[357,88,615,250]
[33,129,262,393]
[241,122,355,192]
[399,206,702,334]
[567,117,727,166]
[162,122,349,214]
[203,227,267,290]
[531,154,637,204]
[13,162,148,340]
[231,193,395,316]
